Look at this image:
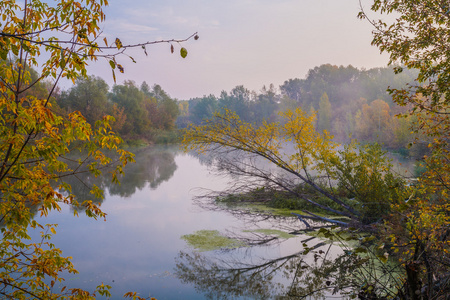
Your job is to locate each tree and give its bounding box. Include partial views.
[150,84,179,130]
[280,78,303,104]
[58,76,110,125]
[110,80,150,136]
[358,1,450,298]
[317,92,331,133]
[188,95,218,125]
[183,108,407,228]
[218,86,252,121]
[182,107,419,298]
[0,0,196,298]
[252,84,278,123]
[355,99,392,144]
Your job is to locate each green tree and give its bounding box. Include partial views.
[110,80,149,136]
[359,1,450,297]
[280,78,303,104]
[279,65,417,110]
[253,84,278,123]
[317,92,331,133]
[0,0,196,298]
[218,86,252,121]
[189,95,218,125]
[151,84,179,130]
[58,76,110,125]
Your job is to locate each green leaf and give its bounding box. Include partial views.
[60,51,66,69]
[180,47,188,58]
[11,44,18,56]
[109,60,115,69]
[0,49,7,61]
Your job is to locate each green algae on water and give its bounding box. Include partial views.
[181,230,246,252]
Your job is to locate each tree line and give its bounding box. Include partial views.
[179,64,422,155]
[55,77,180,143]
[52,64,421,153]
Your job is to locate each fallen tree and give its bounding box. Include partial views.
[182,108,409,229]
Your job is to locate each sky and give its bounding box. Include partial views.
[81,0,390,100]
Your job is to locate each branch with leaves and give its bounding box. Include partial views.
[182,108,408,228]
[0,0,198,298]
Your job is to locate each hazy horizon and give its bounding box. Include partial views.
[63,0,390,100]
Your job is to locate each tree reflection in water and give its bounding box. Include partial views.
[175,208,402,299]
[176,238,386,299]
[60,146,178,208]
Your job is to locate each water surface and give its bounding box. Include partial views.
[30,145,407,299]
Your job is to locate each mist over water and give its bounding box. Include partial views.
[27,145,413,299]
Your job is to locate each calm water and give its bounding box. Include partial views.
[29,145,412,299]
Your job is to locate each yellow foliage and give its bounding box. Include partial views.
[0,0,137,298]
[183,107,406,224]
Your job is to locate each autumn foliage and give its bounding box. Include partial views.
[0,0,199,298]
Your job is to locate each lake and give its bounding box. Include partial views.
[29,145,413,299]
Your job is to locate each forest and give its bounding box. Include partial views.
[54,63,424,158]
[179,64,423,155]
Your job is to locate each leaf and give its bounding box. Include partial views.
[180,47,188,58]
[170,44,174,53]
[109,60,116,69]
[115,38,123,49]
[194,34,199,40]
[0,49,7,61]
[117,64,124,73]
[103,37,108,46]
[60,51,66,69]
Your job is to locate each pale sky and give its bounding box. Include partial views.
[83,0,389,100]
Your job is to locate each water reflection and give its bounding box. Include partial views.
[175,236,353,299]
[30,146,240,299]
[175,227,397,299]
[61,146,178,207]
[108,146,178,196]
[26,146,408,299]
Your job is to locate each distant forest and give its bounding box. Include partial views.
[179,64,422,155]
[54,64,423,154]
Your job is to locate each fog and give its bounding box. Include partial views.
[67,0,390,100]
